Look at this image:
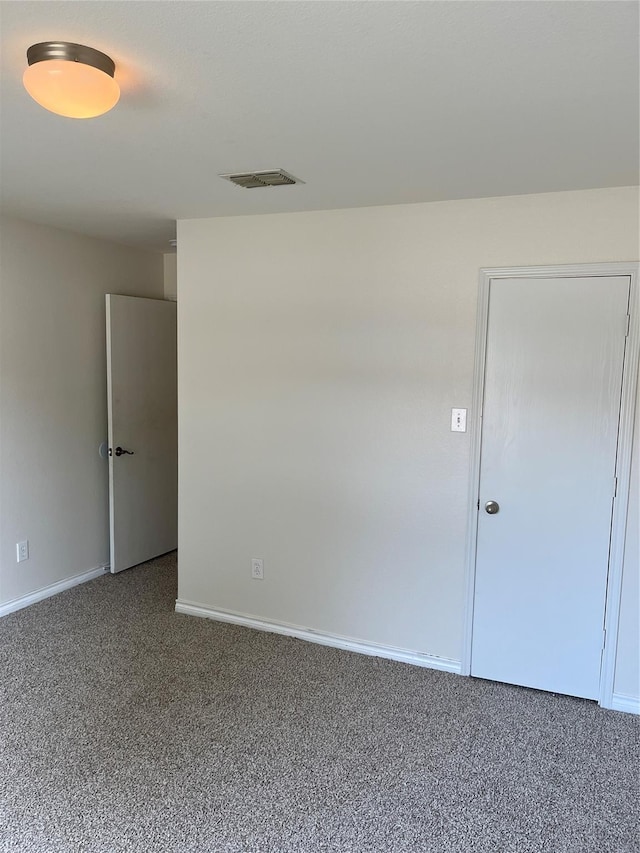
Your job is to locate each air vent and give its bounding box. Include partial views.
[220,169,303,189]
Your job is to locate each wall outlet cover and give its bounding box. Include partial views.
[451,408,467,432]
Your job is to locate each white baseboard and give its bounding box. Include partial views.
[0,565,108,618]
[175,599,461,674]
[610,693,640,715]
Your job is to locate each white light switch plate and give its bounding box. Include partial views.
[451,408,467,432]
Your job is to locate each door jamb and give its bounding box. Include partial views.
[460,262,639,711]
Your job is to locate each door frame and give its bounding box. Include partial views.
[460,262,639,710]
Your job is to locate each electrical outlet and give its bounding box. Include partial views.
[16,540,29,563]
[251,558,264,580]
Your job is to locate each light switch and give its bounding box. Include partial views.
[451,408,467,432]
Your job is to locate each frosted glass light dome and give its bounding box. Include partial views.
[23,42,120,119]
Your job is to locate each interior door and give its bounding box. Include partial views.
[471,276,630,699]
[106,294,177,574]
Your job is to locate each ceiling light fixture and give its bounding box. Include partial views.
[23,42,120,118]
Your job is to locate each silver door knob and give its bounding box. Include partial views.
[485,500,500,514]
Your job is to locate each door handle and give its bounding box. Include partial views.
[485,500,500,515]
[110,446,135,457]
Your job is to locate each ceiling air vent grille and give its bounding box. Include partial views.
[220,169,302,189]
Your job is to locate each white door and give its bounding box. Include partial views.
[106,295,177,574]
[471,276,630,699]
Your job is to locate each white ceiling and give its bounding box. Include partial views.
[1,1,638,252]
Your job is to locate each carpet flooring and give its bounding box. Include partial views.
[0,552,638,853]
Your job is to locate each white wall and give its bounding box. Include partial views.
[177,187,639,696]
[164,253,177,301]
[616,383,639,699]
[0,216,164,605]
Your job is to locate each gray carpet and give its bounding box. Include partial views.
[0,553,638,853]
